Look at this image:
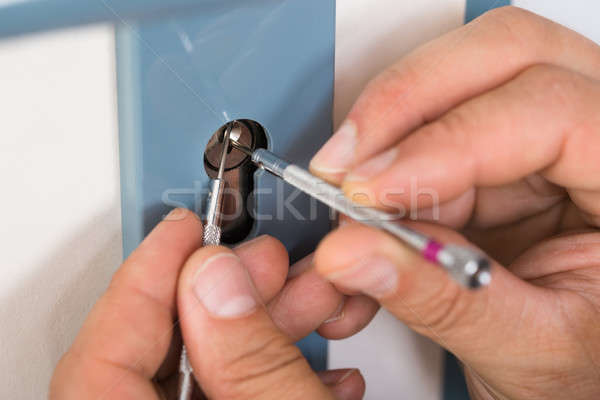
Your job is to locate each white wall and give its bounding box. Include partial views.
[334,0,466,127]
[1,1,598,399]
[0,25,121,399]
[331,2,464,399]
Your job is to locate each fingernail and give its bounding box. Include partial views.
[234,234,269,250]
[310,120,357,175]
[164,207,189,221]
[287,254,314,279]
[345,147,397,182]
[324,298,345,324]
[317,368,359,386]
[193,253,258,318]
[326,256,398,299]
[336,369,358,384]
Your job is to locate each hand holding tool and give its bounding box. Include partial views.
[230,139,491,289]
[177,124,233,399]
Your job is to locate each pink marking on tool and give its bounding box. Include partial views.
[423,241,443,263]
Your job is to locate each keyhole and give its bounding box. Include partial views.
[203,120,268,243]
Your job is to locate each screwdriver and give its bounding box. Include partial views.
[177,123,233,400]
[230,139,492,290]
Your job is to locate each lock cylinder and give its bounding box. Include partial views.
[203,120,268,243]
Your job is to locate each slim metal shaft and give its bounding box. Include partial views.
[177,124,232,400]
[229,140,491,289]
[205,124,231,237]
[217,124,231,178]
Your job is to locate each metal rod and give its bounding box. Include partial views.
[177,124,233,400]
[217,124,232,178]
[229,140,491,289]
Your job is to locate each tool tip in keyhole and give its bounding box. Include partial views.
[217,124,233,179]
[229,138,254,157]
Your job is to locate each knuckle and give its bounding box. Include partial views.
[397,276,468,335]
[426,110,473,149]
[481,5,530,22]
[420,281,470,334]
[477,6,547,51]
[417,111,478,180]
[359,60,419,113]
[479,6,540,31]
[520,65,585,109]
[215,331,306,399]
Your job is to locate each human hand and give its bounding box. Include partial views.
[310,7,600,400]
[49,209,367,400]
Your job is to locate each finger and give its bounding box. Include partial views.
[234,235,289,303]
[154,328,182,380]
[310,6,600,182]
[155,235,290,380]
[50,208,203,399]
[313,224,550,366]
[463,200,568,266]
[508,230,600,283]
[178,246,334,400]
[465,176,565,229]
[317,295,379,340]
[267,254,343,341]
[342,65,600,224]
[270,249,379,341]
[318,369,366,400]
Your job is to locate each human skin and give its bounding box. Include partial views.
[51,6,600,400]
[49,209,368,400]
[310,6,600,400]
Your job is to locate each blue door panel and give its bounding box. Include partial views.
[0,0,335,372]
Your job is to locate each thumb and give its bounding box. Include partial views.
[177,246,334,400]
[314,223,547,366]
